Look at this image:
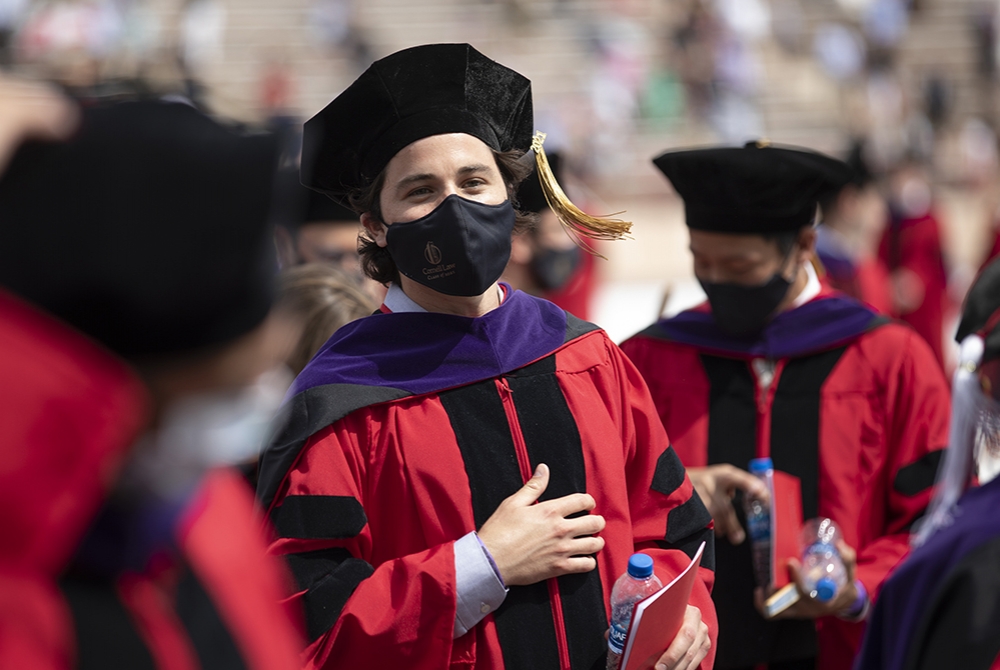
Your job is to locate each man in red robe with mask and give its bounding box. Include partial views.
[258,43,718,670]
[620,142,950,670]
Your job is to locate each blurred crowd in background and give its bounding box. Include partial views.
[8,0,1000,369]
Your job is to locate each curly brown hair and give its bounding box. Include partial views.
[348,148,536,285]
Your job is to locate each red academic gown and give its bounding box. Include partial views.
[878,212,948,368]
[0,289,304,670]
[620,288,950,670]
[257,287,718,670]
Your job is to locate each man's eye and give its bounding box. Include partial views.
[463,178,486,188]
[407,186,432,197]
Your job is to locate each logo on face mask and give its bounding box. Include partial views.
[385,194,516,297]
[424,241,443,265]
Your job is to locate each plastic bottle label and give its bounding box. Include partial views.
[746,505,770,541]
[609,622,629,655]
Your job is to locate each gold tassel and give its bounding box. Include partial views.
[531,131,632,257]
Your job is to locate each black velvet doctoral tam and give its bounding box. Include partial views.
[0,100,281,359]
[653,141,854,234]
[957,257,1000,363]
[301,43,534,201]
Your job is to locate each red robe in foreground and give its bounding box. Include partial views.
[620,289,950,670]
[257,287,718,670]
[0,289,304,669]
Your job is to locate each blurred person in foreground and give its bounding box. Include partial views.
[620,142,950,670]
[274,174,384,301]
[814,143,893,315]
[503,152,597,320]
[0,83,304,668]
[257,43,718,670]
[856,258,1000,670]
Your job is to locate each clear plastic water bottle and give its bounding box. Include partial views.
[606,553,663,670]
[743,457,774,589]
[799,518,847,602]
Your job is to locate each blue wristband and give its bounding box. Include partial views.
[840,580,868,621]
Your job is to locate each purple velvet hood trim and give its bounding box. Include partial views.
[291,287,568,397]
[651,293,883,359]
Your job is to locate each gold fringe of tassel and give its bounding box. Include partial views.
[531,131,632,258]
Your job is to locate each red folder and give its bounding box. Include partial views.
[769,470,803,589]
[619,542,706,670]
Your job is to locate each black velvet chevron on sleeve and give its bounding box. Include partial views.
[270,495,368,540]
[283,547,375,642]
[659,493,716,571]
[651,446,687,497]
[894,450,945,497]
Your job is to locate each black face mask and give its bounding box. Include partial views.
[385,195,515,297]
[698,252,796,337]
[699,274,792,337]
[531,246,581,291]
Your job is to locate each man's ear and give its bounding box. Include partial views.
[361,212,388,248]
[797,226,818,264]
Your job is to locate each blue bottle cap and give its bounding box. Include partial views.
[627,553,654,578]
[748,457,773,474]
[814,577,837,602]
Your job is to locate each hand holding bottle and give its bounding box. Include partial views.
[687,464,769,545]
[754,518,861,620]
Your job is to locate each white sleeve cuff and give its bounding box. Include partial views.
[453,531,508,638]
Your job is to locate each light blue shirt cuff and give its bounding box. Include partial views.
[454,531,508,638]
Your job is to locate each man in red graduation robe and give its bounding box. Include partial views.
[620,143,950,670]
[0,92,304,669]
[257,44,718,670]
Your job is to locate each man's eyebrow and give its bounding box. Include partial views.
[395,173,435,190]
[457,163,491,176]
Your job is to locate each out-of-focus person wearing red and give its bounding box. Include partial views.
[503,152,597,320]
[815,143,893,315]
[0,80,304,669]
[878,159,950,369]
